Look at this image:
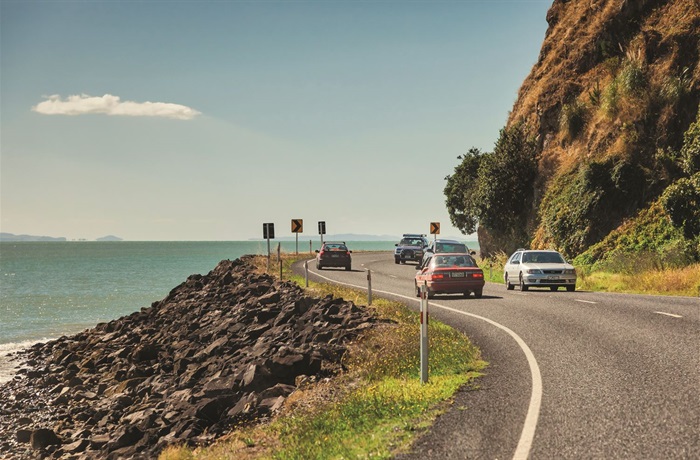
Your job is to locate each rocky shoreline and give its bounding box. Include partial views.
[0,257,377,459]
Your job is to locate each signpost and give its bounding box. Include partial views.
[291,219,303,254]
[430,222,440,245]
[318,221,326,245]
[263,223,275,272]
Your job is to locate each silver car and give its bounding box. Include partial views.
[503,249,576,292]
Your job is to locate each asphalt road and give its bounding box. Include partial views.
[294,251,700,459]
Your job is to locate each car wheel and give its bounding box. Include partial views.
[519,273,529,291]
[505,274,515,290]
[427,289,436,299]
[395,258,400,264]
[345,265,351,271]
[317,264,323,270]
[400,259,405,264]
[415,283,420,297]
[566,285,575,292]
[463,291,471,298]
[474,289,483,299]
[550,286,558,291]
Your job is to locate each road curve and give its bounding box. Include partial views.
[294,251,700,459]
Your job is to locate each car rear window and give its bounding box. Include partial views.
[324,244,347,251]
[436,243,467,253]
[432,255,476,267]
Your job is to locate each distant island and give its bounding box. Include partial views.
[96,235,124,241]
[0,233,123,242]
[0,232,67,242]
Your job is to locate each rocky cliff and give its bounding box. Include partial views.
[0,257,376,459]
[476,0,700,262]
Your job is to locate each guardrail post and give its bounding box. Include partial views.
[420,282,429,384]
[366,269,372,306]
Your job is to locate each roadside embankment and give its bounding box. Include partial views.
[0,257,377,459]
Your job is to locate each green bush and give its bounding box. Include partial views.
[661,173,700,239]
[560,100,588,140]
[574,200,698,272]
[539,159,647,258]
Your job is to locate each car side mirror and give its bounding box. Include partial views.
[426,249,433,253]
[315,250,319,253]
[349,250,353,253]
[395,243,399,247]
[470,251,476,255]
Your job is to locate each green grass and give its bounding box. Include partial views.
[160,253,485,460]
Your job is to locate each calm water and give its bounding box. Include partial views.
[0,240,403,382]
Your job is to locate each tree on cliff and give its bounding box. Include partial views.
[444,123,538,257]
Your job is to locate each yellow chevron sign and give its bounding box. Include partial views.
[291,219,303,233]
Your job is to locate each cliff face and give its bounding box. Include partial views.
[499,0,699,260]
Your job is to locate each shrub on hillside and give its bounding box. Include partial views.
[574,200,698,272]
[661,173,700,239]
[539,158,647,258]
[560,100,588,141]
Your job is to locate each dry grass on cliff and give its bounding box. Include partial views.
[161,253,485,460]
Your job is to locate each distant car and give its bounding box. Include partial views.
[394,234,429,264]
[419,239,476,268]
[503,249,576,291]
[315,242,352,271]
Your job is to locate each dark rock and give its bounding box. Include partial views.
[0,257,377,459]
[30,428,61,449]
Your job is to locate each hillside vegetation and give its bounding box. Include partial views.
[446,0,700,272]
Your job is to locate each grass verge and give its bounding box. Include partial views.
[160,253,485,460]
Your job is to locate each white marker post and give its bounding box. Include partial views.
[304,260,309,287]
[366,269,372,306]
[420,282,429,384]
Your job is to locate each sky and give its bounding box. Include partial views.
[1,0,551,241]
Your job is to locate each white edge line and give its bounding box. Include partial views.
[574,299,597,304]
[654,311,683,318]
[306,262,542,460]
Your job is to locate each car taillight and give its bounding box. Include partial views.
[428,273,445,280]
[473,272,484,279]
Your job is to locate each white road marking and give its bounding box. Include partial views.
[306,262,542,460]
[388,275,398,279]
[574,299,597,304]
[655,311,683,318]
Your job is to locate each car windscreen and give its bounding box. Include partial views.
[432,255,476,267]
[522,252,565,263]
[401,239,422,246]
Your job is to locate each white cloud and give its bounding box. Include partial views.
[32,94,201,120]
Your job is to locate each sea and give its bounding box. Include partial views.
[0,240,403,383]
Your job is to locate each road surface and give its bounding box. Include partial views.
[294,251,700,459]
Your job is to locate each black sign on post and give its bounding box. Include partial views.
[263,223,275,239]
[318,221,326,245]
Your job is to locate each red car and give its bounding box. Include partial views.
[415,252,485,298]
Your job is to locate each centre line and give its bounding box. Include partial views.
[655,311,683,318]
